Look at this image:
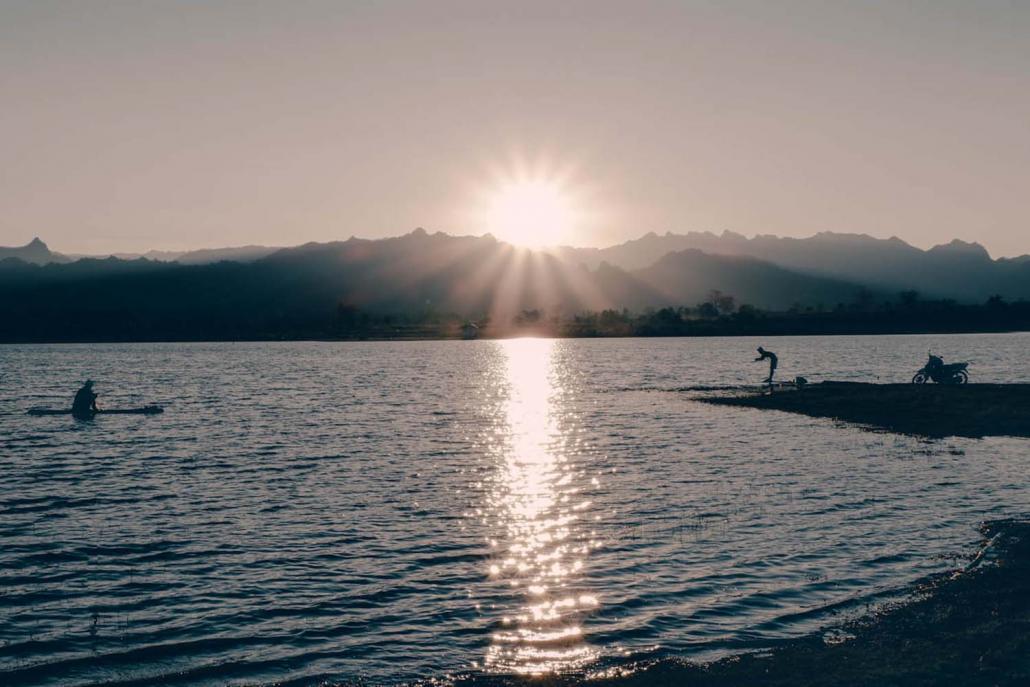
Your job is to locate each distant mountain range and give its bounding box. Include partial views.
[1,229,1029,341]
[102,245,281,265]
[0,237,279,266]
[550,231,1030,302]
[5,230,1029,303]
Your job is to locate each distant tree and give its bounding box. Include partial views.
[599,309,625,328]
[735,304,759,321]
[706,289,736,315]
[654,307,680,324]
[697,302,719,319]
[514,309,542,325]
[986,294,1006,308]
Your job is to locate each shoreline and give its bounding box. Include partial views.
[606,520,1030,687]
[2,329,1030,346]
[696,382,1030,439]
[447,520,1030,687]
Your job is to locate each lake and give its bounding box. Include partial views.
[2,333,1029,686]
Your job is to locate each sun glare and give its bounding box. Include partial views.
[482,177,580,249]
[467,154,597,249]
[471,155,593,250]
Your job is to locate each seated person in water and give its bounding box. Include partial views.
[72,380,99,414]
[754,347,778,383]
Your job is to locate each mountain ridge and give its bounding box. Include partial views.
[0,230,879,342]
[0,237,71,265]
[550,230,1030,301]
[7,228,1030,306]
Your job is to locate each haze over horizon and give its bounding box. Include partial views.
[3,226,1022,263]
[2,1,1029,256]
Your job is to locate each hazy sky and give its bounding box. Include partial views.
[1,1,1028,255]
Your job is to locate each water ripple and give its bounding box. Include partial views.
[1,336,1030,685]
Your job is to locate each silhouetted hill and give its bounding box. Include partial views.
[0,256,171,285]
[99,245,281,264]
[0,230,876,342]
[0,231,619,341]
[28,228,1030,304]
[553,231,1030,302]
[633,249,864,310]
[0,237,70,265]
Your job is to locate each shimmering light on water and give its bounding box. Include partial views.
[2,335,1030,685]
[483,338,599,674]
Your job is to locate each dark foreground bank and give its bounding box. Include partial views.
[441,520,1030,687]
[697,382,1030,438]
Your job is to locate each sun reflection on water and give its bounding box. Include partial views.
[483,338,599,675]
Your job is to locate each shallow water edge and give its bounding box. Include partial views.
[436,519,1030,687]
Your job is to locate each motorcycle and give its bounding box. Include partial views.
[912,353,969,384]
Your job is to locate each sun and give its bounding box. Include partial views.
[482,177,579,248]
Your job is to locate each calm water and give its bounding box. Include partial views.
[2,334,1029,686]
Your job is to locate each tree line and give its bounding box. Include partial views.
[2,282,1027,342]
[541,291,1030,338]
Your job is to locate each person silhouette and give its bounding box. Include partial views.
[754,347,778,384]
[72,380,99,417]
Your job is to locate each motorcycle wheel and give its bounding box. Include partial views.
[912,372,927,384]
[956,370,969,384]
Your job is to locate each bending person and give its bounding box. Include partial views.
[754,347,778,384]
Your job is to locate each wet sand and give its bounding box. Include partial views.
[696,382,1030,438]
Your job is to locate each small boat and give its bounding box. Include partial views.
[28,405,164,417]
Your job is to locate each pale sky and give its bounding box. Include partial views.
[1,0,1028,256]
